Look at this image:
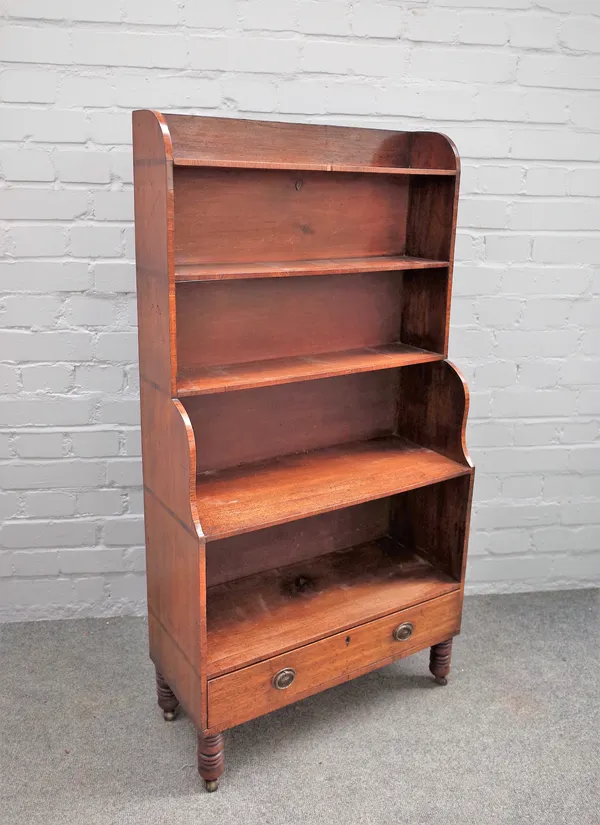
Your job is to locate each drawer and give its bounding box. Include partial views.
[207,589,461,731]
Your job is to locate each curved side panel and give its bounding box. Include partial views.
[396,360,473,468]
[410,132,460,172]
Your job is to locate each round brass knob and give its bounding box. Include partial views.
[272,667,296,690]
[393,622,414,642]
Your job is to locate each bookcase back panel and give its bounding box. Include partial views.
[176,272,403,371]
[406,177,457,262]
[184,370,399,472]
[206,499,390,587]
[173,168,409,264]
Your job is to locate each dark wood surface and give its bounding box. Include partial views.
[173,167,410,265]
[429,639,453,685]
[207,590,461,731]
[177,343,442,396]
[186,371,400,473]
[175,254,448,282]
[134,112,472,773]
[195,435,471,541]
[206,540,459,678]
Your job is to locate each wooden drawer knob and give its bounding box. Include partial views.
[393,622,414,642]
[272,668,296,690]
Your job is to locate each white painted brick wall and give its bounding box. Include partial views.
[0,1,599,621]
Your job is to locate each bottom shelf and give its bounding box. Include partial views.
[206,540,459,678]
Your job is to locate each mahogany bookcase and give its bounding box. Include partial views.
[132,110,474,792]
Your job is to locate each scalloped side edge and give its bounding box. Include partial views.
[444,360,473,469]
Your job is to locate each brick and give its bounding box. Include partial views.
[183,0,237,28]
[570,447,600,472]
[492,389,576,420]
[54,150,111,184]
[453,265,503,297]
[75,366,124,393]
[78,490,123,516]
[517,360,562,389]
[123,0,180,24]
[70,226,122,258]
[0,69,57,103]
[570,96,600,130]
[103,517,145,546]
[3,399,94,427]
[502,476,543,499]
[127,489,144,514]
[0,190,88,221]
[512,129,600,161]
[92,190,134,223]
[533,526,600,554]
[434,0,530,6]
[0,461,105,491]
[0,25,71,64]
[222,76,276,113]
[190,36,300,73]
[459,12,509,45]
[108,572,147,601]
[560,361,600,386]
[475,503,559,530]
[487,530,533,555]
[475,361,518,389]
[106,459,143,487]
[519,298,570,329]
[537,0,600,11]
[510,15,557,49]
[533,236,600,264]
[560,16,600,53]
[0,520,96,549]
[569,169,600,196]
[303,41,407,77]
[279,79,329,114]
[0,108,88,143]
[476,297,522,327]
[15,433,65,459]
[562,503,600,525]
[1,295,62,328]
[109,151,134,185]
[64,296,119,327]
[353,3,406,38]
[72,576,106,603]
[95,333,138,362]
[524,167,568,196]
[20,365,73,393]
[70,431,120,458]
[412,47,516,83]
[59,548,124,574]
[24,491,76,517]
[1,149,54,182]
[1,330,92,362]
[94,262,136,293]
[485,234,531,263]
[445,126,511,158]
[578,390,600,414]
[58,76,115,108]
[0,434,12,459]
[496,330,579,359]
[468,421,514,447]
[477,166,523,195]
[4,0,121,21]
[123,547,146,572]
[98,400,141,426]
[10,225,68,258]
[73,31,187,69]
[0,493,19,520]
[0,262,92,293]
[0,578,73,608]
[510,199,600,231]
[560,421,600,443]
[11,550,60,577]
[503,266,591,295]
[88,112,133,145]
[125,430,142,456]
[519,54,600,90]
[459,198,508,229]
[569,297,600,326]
[513,423,559,447]
[0,364,19,393]
[544,474,600,499]
[297,2,350,35]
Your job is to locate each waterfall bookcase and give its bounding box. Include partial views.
[132,111,474,792]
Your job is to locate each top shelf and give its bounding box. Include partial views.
[173,157,456,176]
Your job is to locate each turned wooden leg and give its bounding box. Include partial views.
[429,639,453,686]
[197,732,225,792]
[155,669,179,721]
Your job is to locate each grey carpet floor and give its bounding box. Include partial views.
[0,590,598,825]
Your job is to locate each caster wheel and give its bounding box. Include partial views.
[163,709,177,721]
[205,780,219,793]
[434,676,448,686]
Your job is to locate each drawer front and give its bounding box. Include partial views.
[207,589,461,731]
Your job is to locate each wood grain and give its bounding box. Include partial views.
[195,435,470,541]
[186,371,399,473]
[175,254,448,282]
[177,344,444,396]
[206,540,459,677]
[207,590,462,730]
[173,167,409,264]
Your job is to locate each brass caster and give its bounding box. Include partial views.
[434,676,448,686]
[205,779,219,793]
[163,709,177,721]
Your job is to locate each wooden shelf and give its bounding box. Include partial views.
[206,540,459,677]
[174,156,456,176]
[177,344,444,397]
[175,255,449,283]
[196,435,470,541]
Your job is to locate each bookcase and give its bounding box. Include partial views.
[132,111,474,792]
